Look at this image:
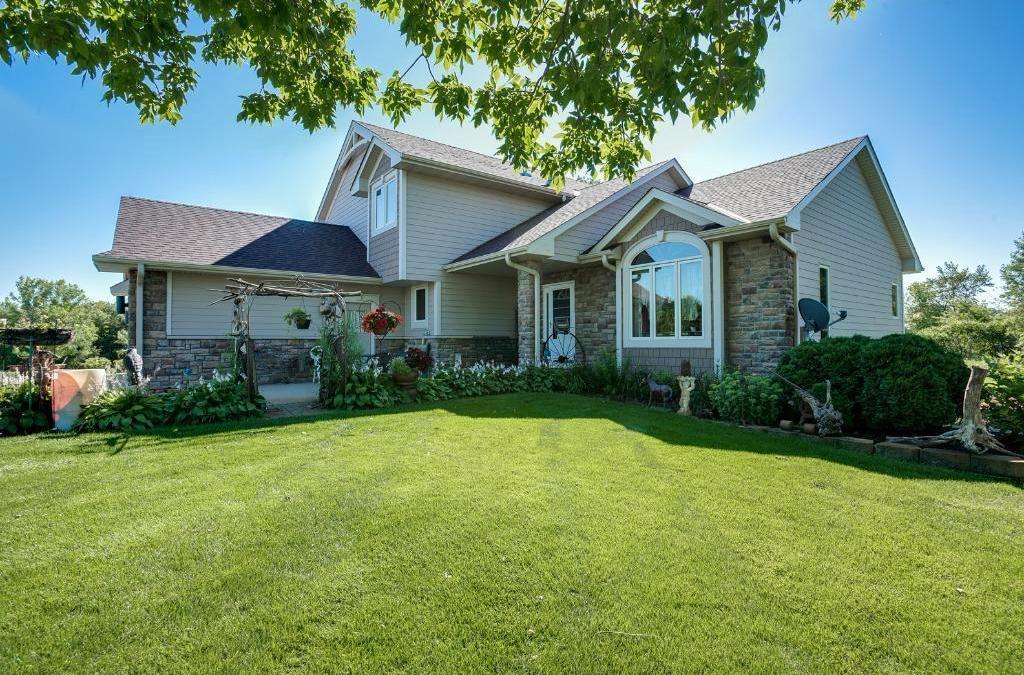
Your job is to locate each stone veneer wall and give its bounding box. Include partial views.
[128,270,316,390]
[540,266,616,360]
[379,336,516,365]
[723,236,795,374]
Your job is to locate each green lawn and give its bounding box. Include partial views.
[1,394,1023,672]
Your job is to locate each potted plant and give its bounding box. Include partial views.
[284,307,312,330]
[390,356,418,392]
[361,306,402,337]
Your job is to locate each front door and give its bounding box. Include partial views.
[542,282,576,363]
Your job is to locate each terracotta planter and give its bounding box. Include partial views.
[372,326,391,337]
[392,371,417,386]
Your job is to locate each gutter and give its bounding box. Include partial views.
[504,253,541,363]
[92,255,383,286]
[769,223,801,345]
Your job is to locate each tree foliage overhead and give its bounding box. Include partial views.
[0,0,862,181]
[0,277,126,368]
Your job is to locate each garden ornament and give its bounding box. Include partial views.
[646,373,674,408]
[677,375,696,416]
[124,347,144,385]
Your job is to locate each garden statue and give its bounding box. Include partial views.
[124,347,144,385]
[646,373,674,408]
[677,375,696,416]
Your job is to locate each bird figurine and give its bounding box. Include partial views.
[124,347,144,385]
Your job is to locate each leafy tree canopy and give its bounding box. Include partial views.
[906,262,992,330]
[1,277,126,368]
[0,0,862,182]
[1001,232,1024,311]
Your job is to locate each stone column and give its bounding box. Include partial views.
[515,261,543,364]
[724,236,796,374]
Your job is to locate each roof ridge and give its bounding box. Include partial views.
[119,195,323,225]
[359,121,529,169]
[357,121,595,189]
[694,136,866,186]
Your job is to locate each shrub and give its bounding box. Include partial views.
[82,356,113,370]
[860,333,969,435]
[168,376,264,425]
[0,382,51,436]
[776,335,870,429]
[590,352,645,401]
[689,371,720,418]
[710,371,783,426]
[404,347,434,373]
[332,364,400,409]
[74,387,171,433]
[984,351,1024,443]
[389,357,414,377]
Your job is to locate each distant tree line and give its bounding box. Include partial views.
[0,277,127,370]
[906,231,1024,361]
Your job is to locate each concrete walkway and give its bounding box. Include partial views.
[260,382,325,419]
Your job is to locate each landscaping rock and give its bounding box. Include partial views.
[828,436,875,454]
[969,454,1024,480]
[920,447,971,471]
[874,442,920,462]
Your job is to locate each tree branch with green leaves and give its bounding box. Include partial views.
[1,0,863,182]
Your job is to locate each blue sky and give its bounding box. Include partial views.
[1,0,1021,301]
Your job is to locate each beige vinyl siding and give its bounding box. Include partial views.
[439,272,516,336]
[167,272,403,339]
[324,151,370,246]
[369,225,400,282]
[404,171,555,280]
[553,172,682,257]
[793,159,904,338]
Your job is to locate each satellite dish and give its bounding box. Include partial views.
[798,298,848,337]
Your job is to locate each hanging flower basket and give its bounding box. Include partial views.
[361,306,402,337]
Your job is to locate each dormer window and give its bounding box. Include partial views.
[372,172,398,233]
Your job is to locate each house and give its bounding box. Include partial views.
[93,121,922,388]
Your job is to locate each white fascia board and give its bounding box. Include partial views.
[786,138,868,231]
[441,246,530,272]
[91,255,383,285]
[861,139,924,273]
[589,188,745,254]
[784,137,922,273]
[315,121,365,221]
[522,163,695,257]
[661,158,693,187]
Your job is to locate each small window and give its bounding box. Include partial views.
[819,267,830,338]
[413,286,427,325]
[373,174,398,232]
[891,283,899,317]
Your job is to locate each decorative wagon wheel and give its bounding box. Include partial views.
[542,329,586,366]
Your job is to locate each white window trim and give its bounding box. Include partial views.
[370,169,399,235]
[542,280,575,336]
[621,231,712,349]
[411,284,428,327]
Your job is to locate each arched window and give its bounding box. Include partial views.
[623,233,710,347]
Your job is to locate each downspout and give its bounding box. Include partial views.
[601,253,622,365]
[505,253,541,363]
[768,223,801,345]
[135,262,145,358]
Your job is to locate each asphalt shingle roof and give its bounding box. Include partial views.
[451,161,674,263]
[359,122,592,194]
[101,197,379,278]
[679,136,865,222]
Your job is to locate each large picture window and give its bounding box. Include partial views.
[625,235,709,347]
